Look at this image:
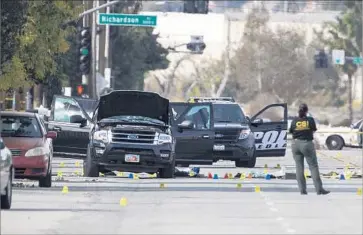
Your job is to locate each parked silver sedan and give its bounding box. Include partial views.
[0,136,13,209]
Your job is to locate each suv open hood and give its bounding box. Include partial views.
[97,90,169,124]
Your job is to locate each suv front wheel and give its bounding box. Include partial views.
[83,145,99,177]
[235,147,256,168]
[159,159,175,179]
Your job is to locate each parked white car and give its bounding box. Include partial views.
[314,119,363,150]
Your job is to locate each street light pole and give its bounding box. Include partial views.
[81,0,121,98]
[90,0,98,99]
[104,0,111,88]
[361,7,363,118]
[79,0,121,18]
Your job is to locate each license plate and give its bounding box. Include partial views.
[213,144,225,151]
[125,154,140,163]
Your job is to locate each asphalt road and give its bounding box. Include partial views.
[1,149,362,234]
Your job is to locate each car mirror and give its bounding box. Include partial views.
[70,115,87,126]
[177,120,194,130]
[245,116,251,123]
[350,124,355,129]
[252,118,263,124]
[46,131,57,139]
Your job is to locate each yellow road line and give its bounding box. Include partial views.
[317,151,361,168]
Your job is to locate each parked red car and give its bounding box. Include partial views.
[0,111,57,187]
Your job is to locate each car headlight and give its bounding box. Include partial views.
[158,133,172,144]
[239,129,251,139]
[93,130,110,142]
[25,147,49,157]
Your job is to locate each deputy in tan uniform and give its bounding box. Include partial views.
[289,103,330,195]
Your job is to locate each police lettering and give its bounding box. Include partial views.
[254,130,287,149]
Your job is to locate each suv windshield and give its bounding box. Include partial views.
[213,103,246,123]
[100,115,165,126]
[1,116,42,138]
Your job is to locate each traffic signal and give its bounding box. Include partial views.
[183,0,209,14]
[187,42,206,53]
[77,85,84,95]
[314,50,328,68]
[78,27,91,75]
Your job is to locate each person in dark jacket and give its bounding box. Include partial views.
[289,103,330,195]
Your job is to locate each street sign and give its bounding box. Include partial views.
[98,13,157,27]
[332,49,345,65]
[353,57,363,65]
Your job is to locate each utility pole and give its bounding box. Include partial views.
[81,0,89,88]
[77,0,121,98]
[104,0,111,88]
[361,8,363,118]
[90,0,97,99]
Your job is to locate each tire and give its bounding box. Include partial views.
[1,168,12,210]
[83,145,99,177]
[39,170,52,188]
[326,135,344,150]
[235,147,257,168]
[159,159,175,179]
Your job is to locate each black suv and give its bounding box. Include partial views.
[171,97,288,168]
[49,90,175,178]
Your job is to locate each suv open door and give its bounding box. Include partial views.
[170,102,215,166]
[48,95,97,159]
[249,103,288,157]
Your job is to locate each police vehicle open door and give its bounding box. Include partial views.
[170,102,215,165]
[249,103,288,157]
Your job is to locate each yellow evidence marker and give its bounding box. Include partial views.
[255,186,261,193]
[119,197,127,206]
[62,186,69,194]
[240,173,246,180]
[357,188,362,196]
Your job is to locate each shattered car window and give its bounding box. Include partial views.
[53,97,85,122]
[179,105,211,130]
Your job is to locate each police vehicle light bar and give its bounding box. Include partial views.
[188,97,235,102]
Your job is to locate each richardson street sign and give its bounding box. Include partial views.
[98,13,157,27]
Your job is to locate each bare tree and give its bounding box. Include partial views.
[226,12,314,104]
[151,54,190,98]
[182,57,225,98]
[177,6,316,104]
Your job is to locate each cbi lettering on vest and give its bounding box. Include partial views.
[254,130,287,149]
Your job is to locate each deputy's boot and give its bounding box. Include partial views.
[317,189,330,195]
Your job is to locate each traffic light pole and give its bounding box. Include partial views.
[90,0,98,99]
[78,0,121,98]
[79,0,121,18]
[361,9,363,119]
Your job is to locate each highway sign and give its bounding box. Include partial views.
[353,57,363,65]
[332,49,345,65]
[98,13,157,27]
